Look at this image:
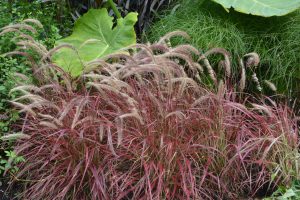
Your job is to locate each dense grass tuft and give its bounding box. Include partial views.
[146,0,300,101]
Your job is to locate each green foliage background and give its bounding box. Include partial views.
[0,0,73,136]
[146,0,300,100]
[0,0,73,175]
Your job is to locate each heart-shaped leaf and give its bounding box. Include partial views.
[52,9,138,77]
[212,0,300,17]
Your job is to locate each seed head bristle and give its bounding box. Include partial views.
[165,111,186,119]
[10,85,41,94]
[251,73,262,92]
[37,113,63,126]
[158,52,198,74]
[0,28,22,36]
[239,58,246,92]
[251,103,273,117]
[204,48,231,77]
[158,31,190,44]
[9,101,36,116]
[244,52,260,68]
[84,59,113,74]
[4,51,38,72]
[39,121,58,129]
[13,33,35,42]
[58,97,85,121]
[171,44,201,56]
[103,53,137,64]
[71,98,89,130]
[200,57,217,83]
[14,72,30,81]
[2,24,37,34]
[264,80,277,92]
[41,44,78,62]
[23,19,43,29]
[125,43,156,62]
[16,41,47,56]
[13,94,47,103]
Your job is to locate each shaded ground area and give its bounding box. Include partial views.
[0,177,19,200]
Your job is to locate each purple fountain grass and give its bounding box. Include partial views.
[1,20,299,200]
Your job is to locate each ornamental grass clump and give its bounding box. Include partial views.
[1,21,300,199]
[147,0,300,99]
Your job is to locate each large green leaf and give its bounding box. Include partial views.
[212,0,300,17]
[52,9,138,77]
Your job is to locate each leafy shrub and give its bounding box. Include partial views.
[0,57,28,135]
[0,0,70,178]
[0,0,71,113]
[0,1,71,51]
[0,150,25,175]
[265,180,300,200]
[0,57,31,179]
[0,0,71,132]
[3,19,299,198]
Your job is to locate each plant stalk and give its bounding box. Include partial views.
[107,0,122,19]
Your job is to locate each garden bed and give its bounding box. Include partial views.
[0,0,299,199]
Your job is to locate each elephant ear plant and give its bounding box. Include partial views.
[52,8,137,77]
[1,18,300,199]
[212,0,300,16]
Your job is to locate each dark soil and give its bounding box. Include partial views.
[0,177,19,200]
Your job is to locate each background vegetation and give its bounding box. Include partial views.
[0,0,72,189]
[0,0,71,136]
[147,0,300,102]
